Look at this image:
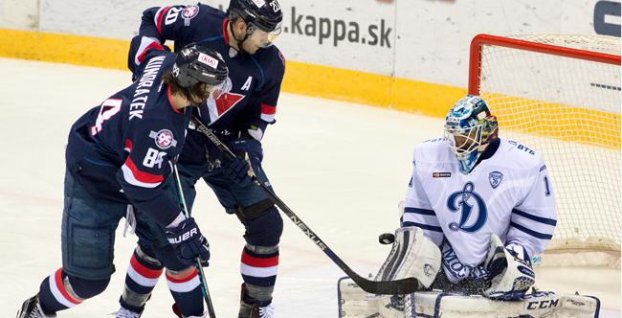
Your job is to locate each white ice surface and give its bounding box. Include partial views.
[0,58,619,317]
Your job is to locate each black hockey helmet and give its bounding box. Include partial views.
[172,44,228,89]
[228,0,282,33]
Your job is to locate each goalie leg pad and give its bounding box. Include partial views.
[338,277,382,318]
[338,277,601,318]
[376,226,441,289]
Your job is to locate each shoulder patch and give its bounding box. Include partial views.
[433,172,452,178]
[489,171,503,189]
[182,5,199,20]
[149,129,177,150]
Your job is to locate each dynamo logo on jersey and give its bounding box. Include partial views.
[446,182,487,233]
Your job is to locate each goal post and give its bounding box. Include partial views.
[468,34,621,256]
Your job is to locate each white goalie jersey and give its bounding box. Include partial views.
[403,137,557,268]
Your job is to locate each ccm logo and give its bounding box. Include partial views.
[527,299,559,310]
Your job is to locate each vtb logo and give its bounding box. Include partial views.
[446,182,487,233]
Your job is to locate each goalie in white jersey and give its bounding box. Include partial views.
[383,95,557,301]
[340,96,601,317]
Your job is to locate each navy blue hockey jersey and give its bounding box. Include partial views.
[66,36,191,227]
[138,4,285,164]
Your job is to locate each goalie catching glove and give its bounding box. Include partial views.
[484,234,535,300]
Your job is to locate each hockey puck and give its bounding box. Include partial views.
[378,233,395,245]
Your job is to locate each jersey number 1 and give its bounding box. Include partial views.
[543,176,551,196]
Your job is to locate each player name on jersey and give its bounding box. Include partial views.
[131,55,166,120]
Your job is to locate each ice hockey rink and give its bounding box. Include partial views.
[0,57,619,317]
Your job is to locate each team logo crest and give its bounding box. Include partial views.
[489,171,503,189]
[447,182,487,233]
[206,86,245,124]
[149,129,177,150]
[182,5,199,20]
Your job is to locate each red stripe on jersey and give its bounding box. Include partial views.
[124,139,133,152]
[241,251,279,268]
[137,41,164,64]
[155,6,171,35]
[261,103,276,115]
[54,269,82,305]
[130,254,163,279]
[165,268,198,283]
[125,157,164,184]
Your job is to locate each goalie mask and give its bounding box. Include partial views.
[444,95,498,174]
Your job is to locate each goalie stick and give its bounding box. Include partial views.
[189,116,421,295]
[173,164,217,318]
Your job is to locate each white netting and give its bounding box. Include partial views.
[475,34,621,253]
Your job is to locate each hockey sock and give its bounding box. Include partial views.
[120,248,164,313]
[38,268,82,314]
[240,246,279,305]
[37,268,85,314]
[166,267,204,316]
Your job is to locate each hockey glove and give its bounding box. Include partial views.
[221,155,253,186]
[484,236,535,300]
[227,137,263,164]
[222,137,263,186]
[165,217,210,267]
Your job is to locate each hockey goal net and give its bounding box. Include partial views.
[469,34,621,256]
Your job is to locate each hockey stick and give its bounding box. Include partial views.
[173,164,217,318]
[190,116,421,295]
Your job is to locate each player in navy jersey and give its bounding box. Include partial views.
[116,1,285,317]
[16,36,228,318]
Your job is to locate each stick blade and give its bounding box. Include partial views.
[355,276,421,295]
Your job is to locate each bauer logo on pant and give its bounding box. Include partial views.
[149,129,177,150]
